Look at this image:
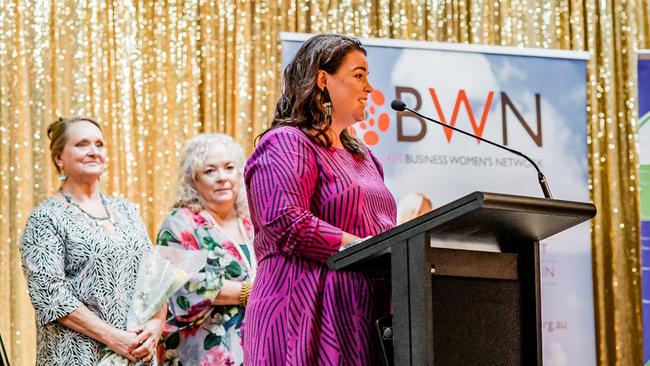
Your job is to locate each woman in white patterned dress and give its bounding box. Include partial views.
[20,117,166,365]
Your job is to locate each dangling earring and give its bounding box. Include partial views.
[321,87,332,118]
[57,162,67,181]
[324,102,332,117]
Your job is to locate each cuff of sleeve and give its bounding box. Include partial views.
[298,218,344,262]
[35,297,82,326]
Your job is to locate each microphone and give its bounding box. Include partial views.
[390,99,553,199]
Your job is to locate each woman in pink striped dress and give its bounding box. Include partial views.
[243,34,397,365]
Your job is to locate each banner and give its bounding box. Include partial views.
[281,33,593,366]
[637,50,650,366]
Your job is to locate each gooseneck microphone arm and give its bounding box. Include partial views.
[390,99,553,199]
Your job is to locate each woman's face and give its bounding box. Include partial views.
[321,50,373,126]
[56,121,106,181]
[194,144,240,212]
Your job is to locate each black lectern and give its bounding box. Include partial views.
[328,192,597,366]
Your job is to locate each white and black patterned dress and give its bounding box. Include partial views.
[20,196,153,366]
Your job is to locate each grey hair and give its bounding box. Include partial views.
[172,133,249,218]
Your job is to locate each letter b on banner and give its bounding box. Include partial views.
[396,86,426,142]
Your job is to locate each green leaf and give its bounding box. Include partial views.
[207,257,220,266]
[157,229,175,246]
[176,295,190,311]
[203,332,222,350]
[165,332,180,349]
[226,261,242,278]
[202,236,217,250]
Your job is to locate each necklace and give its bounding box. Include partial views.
[59,187,114,225]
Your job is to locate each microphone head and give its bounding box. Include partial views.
[391,99,406,111]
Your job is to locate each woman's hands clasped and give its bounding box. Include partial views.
[129,318,165,362]
[105,329,140,362]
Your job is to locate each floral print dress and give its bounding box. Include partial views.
[156,207,256,366]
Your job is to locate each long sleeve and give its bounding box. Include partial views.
[245,128,343,263]
[156,211,225,322]
[20,210,82,326]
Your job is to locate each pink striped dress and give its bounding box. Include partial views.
[243,126,397,365]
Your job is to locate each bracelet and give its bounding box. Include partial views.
[339,236,372,252]
[240,281,253,307]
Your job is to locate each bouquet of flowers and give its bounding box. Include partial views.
[97,246,207,366]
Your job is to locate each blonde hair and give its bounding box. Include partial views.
[173,133,249,218]
[46,116,103,173]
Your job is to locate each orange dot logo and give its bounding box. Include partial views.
[349,90,390,146]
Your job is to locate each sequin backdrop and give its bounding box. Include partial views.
[0,1,647,365]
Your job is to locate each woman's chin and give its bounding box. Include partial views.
[69,171,104,181]
[210,194,235,206]
[354,113,367,124]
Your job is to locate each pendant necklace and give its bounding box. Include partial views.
[59,187,115,225]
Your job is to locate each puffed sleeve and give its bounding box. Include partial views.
[245,127,343,263]
[20,209,82,326]
[157,210,224,322]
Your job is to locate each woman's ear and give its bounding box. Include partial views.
[316,70,328,91]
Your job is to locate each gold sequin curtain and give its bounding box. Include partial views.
[0,0,645,365]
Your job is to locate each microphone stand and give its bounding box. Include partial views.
[393,101,553,199]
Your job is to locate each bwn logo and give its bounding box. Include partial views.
[352,86,545,147]
[395,86,544,147]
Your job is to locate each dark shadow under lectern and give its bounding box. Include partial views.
[328,191,597,366]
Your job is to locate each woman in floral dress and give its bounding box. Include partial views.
[156,133,256,366]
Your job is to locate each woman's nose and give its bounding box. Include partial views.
[214,169,227,181]
[87,145,99,155]
[365,81,373,93]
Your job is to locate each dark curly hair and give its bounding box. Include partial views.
[264,33,367,159]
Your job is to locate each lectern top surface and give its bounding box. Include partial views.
[328,191,596,270]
